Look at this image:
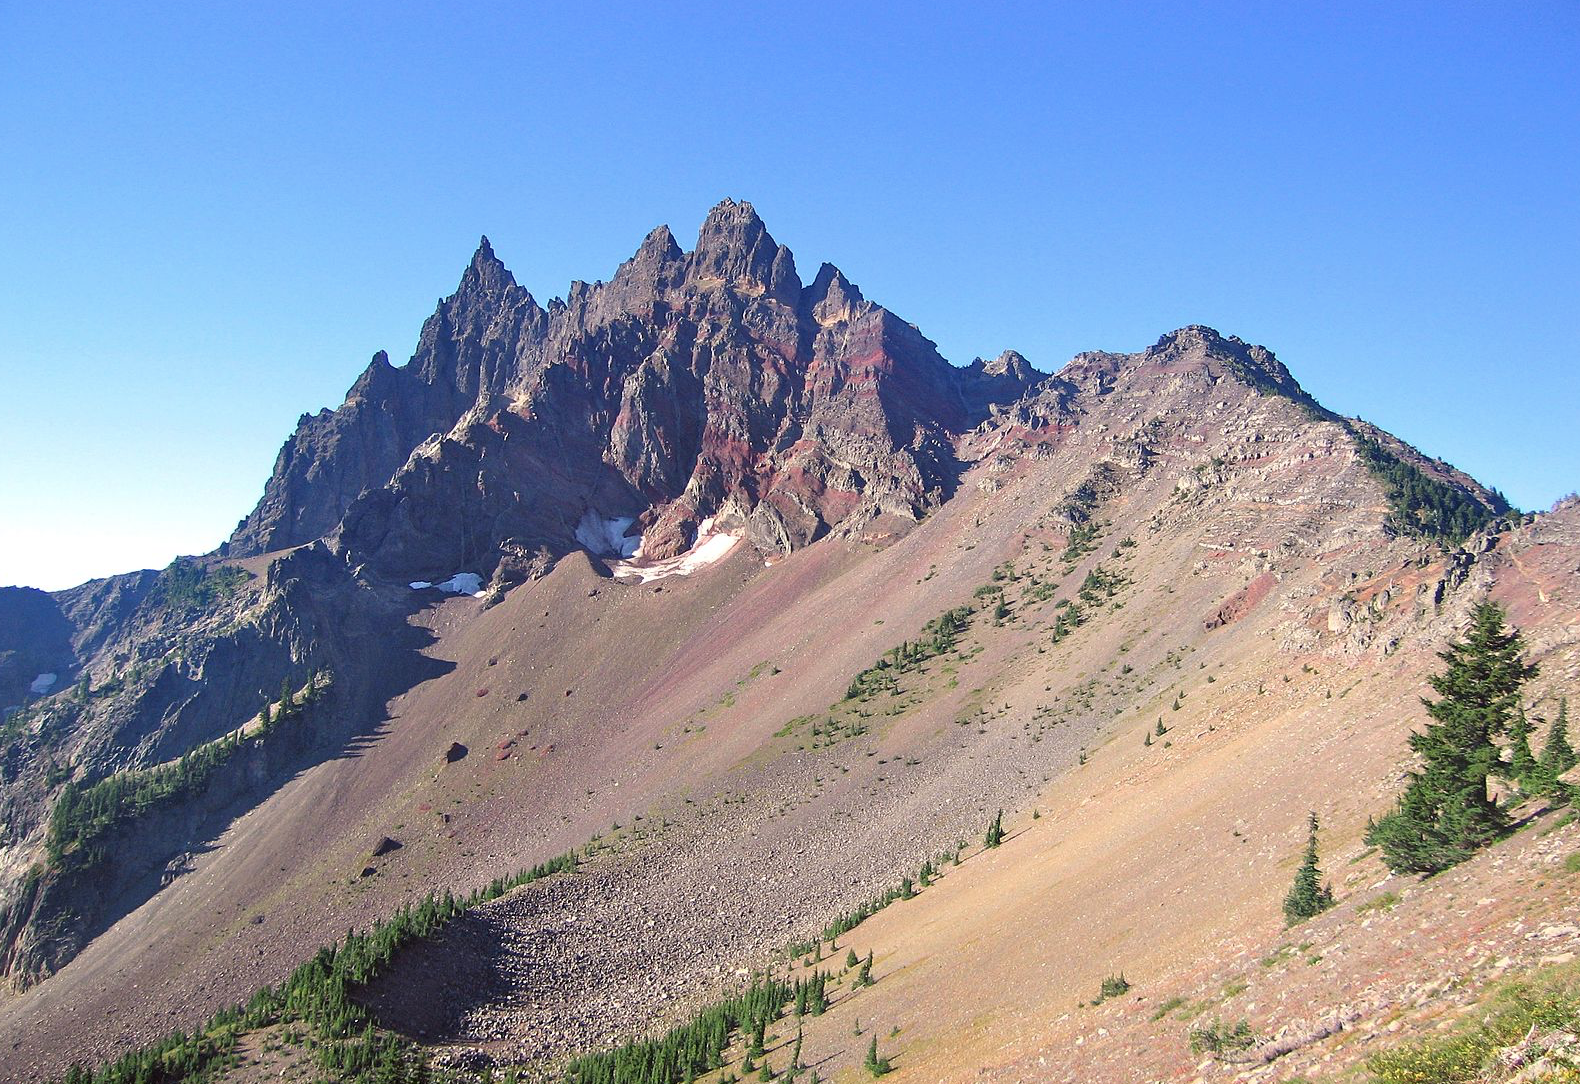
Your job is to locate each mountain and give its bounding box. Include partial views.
[228,200,1033,579]
[0,201,1573,1084]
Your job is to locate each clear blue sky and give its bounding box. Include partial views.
[2,3,1576,591]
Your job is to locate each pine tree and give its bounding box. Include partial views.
[1539,699,1576,778]
[856,952,873,987]
[1538,698,1577,802]
[985,809,1004,849]
[1282,812,1336,924]
[260,702,272,730]
[1366,601,1537,874]
[845,948,859,970]
[863,1036,891,1077]
[1505,705,1538,791]
[280,676,294,717]
[1155,718,1166,737]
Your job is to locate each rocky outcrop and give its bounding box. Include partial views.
[231,200,1038,583]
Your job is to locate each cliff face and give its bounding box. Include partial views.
[228,201,1041,581]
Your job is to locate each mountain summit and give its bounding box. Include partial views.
[0,201,1560,1084]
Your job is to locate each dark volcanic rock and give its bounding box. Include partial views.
[230,200,1038,580]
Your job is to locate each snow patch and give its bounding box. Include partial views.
[409,573,486,597]
[29,673,57,695]
[436,572,486,596]
[610,527,742,583]
[576,511,641,558]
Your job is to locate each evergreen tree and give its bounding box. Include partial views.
[1505,705,1538,791]
[280,676,294,716]
[855,952,873,987]
[1366,601,1537,874]
[845,948,859,970]
[1539,698,1576,778]
[1282,812,1336,924]
[863,1036,891,1077]
[1155,718,1166,737]
[260,701,272,730]
[1538,698,1577,802]
[985,809,1004,849]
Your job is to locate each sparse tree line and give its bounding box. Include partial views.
[565,970,831,1084]
[57,850,577,1084]
[1349,434,1510,545]
[843,606,972,703]
[45,671,331,874]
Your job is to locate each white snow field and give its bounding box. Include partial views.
[609,518,742,583]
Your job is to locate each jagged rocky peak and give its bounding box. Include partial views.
[805,262,867,325]
[461,234,517,295]
[982,350,1036,381]
[686,198,801,303]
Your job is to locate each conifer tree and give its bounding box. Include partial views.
[1539,698,1576,778]
[845,948,859,970]
[1282,812,1336,924]
[985,809,1004,849]
[863,1036,891,1076]
[856,951,873,987]
[1505,705,1538,791]
[1366,601,1537,874]
[1538,698,1577,802]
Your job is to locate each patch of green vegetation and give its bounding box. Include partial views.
[1095,973,1131,1003]
[47,673,329,873]
[1351,433,1506,545]
[1356,890,1401,915]
[1366,968,1580,1084]
[1149,996,1188,1021]
[57,851,576,1084]
[1060,521,1104,567]
[1187,1018,1257,1056]
[153,558,253,614]
[568,970,831,1084]
[844,606,972,703]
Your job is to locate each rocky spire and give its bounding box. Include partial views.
[804,262,866,325]
[687,199,801,304]
[459,235,517,295]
